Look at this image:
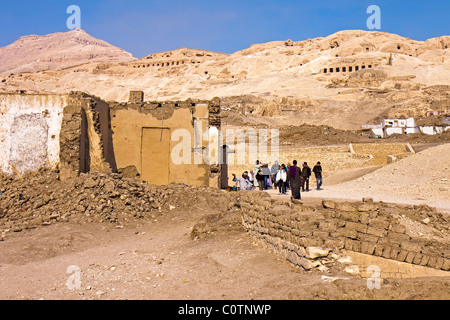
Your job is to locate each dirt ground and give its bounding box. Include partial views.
[1,145,450,301]
[0,199,449,301]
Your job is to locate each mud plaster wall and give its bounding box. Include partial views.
[0,93,67,175]
[237,193,450,273]
[60,92,115,179]
[110,97,222,187]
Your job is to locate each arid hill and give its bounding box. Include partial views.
[0,29,134,75]
[1,29,449,130]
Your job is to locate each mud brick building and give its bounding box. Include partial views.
[0,91,226,188]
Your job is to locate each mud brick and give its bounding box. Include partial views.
[322,200,336,209]
[374,245,384,257]
[361,242,369,254]
[337,202,358,212]
[345,221,368,233]
[297,230,313,237]
[405,252,416,264]
[359,214,370,225]
[412,253,423,265]
[427,256,438,269]
[400,241,422,253]
[337,228,358,239]
[358,203,378,212]
[443,259,450,271]
[366,226,387,238]
[419,255,430,266]
[390,224,407,234]
[357,232,379,243]
[298,221,318,229]
[377,237,390,245]
[298,238,322,247]
[340,211,360,222]
[369,211,378,219]
[325,238,344,249]
[388,232,411,245]
[396,250,408,262]
[366,243,377,255]
[332,219,346,227]
[368,219,390,230]
[344,239,354,250]
[382,246,392,259]
[435,258,445,270]
[390,247,400,260]
[352,241,362,253]
[319,221,337,232]
[313,231,330,238]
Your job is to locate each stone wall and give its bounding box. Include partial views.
[238,192,450,273]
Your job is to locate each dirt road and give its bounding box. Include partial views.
[1,205,449,300]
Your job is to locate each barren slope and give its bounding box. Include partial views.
[1,30,449,130]
[0,29,134,75]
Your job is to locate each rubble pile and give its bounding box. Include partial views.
[0,169,228,237]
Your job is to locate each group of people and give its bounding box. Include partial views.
[232,160,324,200]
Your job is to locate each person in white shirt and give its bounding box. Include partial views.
[276,164,289,195]
[232,173,254,191]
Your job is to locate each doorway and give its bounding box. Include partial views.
[141,128,171,185]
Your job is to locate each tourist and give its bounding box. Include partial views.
[261,163,272,190]
[248,170,255,186]
[301,162,312,192]
[276,164,289,195]
[313,162,323,190]
[256,169,265,191]
[254,160,261,189]
[232,173,254,191]
[271,161,280,190]
[289,160,302,200]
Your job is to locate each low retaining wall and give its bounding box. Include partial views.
[238,192,450,273]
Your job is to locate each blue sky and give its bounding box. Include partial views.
[0,0,448,58]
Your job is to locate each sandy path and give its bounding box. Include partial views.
[267,144,450,214]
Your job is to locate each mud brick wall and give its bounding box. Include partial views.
[352,143,411,165]
[238,193,450,272]
[60,92,114,180]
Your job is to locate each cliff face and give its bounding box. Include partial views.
[0,29,135,75]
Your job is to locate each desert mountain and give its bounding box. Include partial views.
[0,29,134,75]
[1,29,449,130]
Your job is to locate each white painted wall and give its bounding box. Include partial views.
[0,94,67,175]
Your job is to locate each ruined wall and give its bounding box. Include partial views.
[238,193,450,273]
[110,94,222,187]
[0,93,67,175]
[59,92,114,180]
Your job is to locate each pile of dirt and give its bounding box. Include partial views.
[0,169,232,239]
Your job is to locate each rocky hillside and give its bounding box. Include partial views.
[0,29,134,75]
[1,29,449,130]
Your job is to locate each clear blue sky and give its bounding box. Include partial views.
[0,0,448,58]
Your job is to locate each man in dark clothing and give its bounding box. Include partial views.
[289,160,302,200]
[256,169,265,191]
[301,162,312,192]
[313,162,323,190]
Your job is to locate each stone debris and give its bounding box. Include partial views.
[0,168,228,234]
